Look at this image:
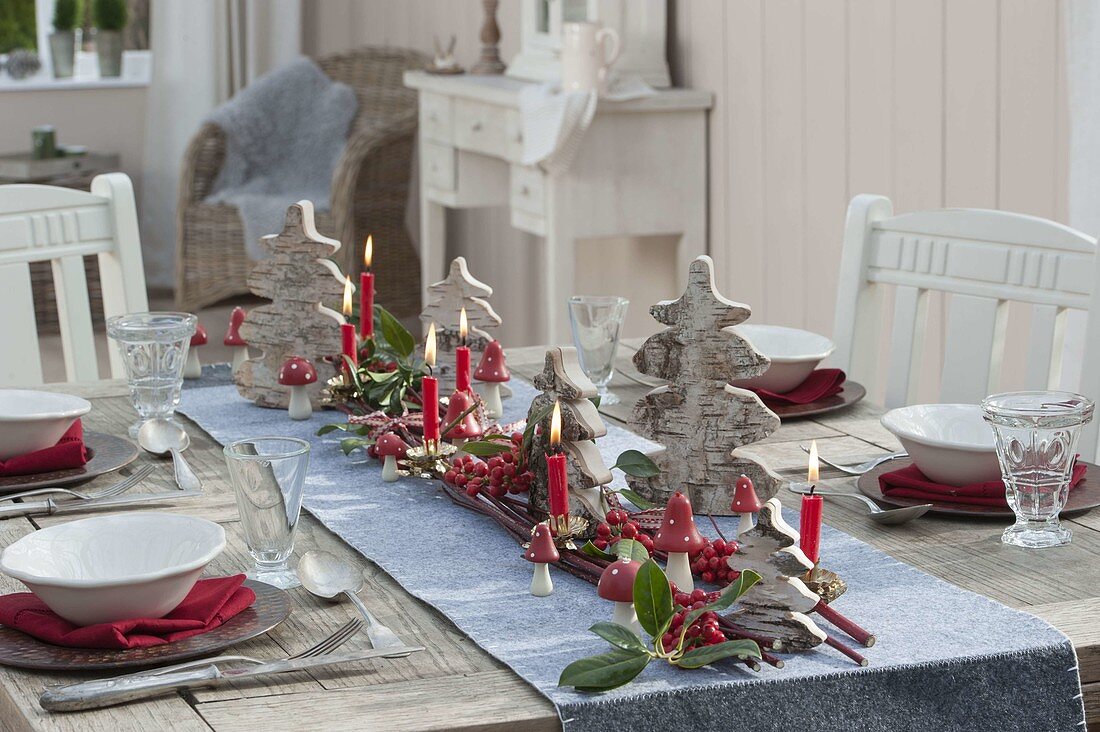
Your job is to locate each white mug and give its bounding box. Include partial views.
[561,21,621,94]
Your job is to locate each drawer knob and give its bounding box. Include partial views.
[471,122,483,132]
[520,185,530,196]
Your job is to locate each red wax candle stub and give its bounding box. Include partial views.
[799,492,823,565]
[547,452,569,521]
[340,323,358,371]
[360,271,374,339]
[422,376,440,442]
[456,346,471,392]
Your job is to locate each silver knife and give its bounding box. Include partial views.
[40,646,425,711]
[0,491,203,520]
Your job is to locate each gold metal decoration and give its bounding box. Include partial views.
[802,566,847,604]
[403,443,458,478]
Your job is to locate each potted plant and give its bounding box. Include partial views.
[92,0,127,78]
[49,0,82,79]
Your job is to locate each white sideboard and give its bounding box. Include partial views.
[404,71,712,342]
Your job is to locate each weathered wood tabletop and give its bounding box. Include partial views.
[3,345,1099,731]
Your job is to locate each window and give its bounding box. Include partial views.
[0,0,38,54]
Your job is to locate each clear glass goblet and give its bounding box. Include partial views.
[106,312,197,438]
[981,391,1094,549]
[568,296,629,405]
[224,437,311,589]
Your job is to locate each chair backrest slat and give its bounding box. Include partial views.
[1024,304,1066,392]
[884,285,928,408]
[0,262,44,385]
[939,293,1008,404]
[0,174,146,385]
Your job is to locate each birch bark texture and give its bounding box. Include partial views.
[628,255,782,513]
[236,201,347,409]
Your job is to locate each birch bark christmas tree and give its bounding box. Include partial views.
[527,347,612,528]
[237,201,348,409]
[420,257,502,392]
[629,255,782,513]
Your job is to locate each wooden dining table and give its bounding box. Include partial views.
[4,344,1100,731]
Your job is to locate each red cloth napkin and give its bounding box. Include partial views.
[751,369,846,406]
[0,575,255,650]
[879,461,1088,507]
[0,420,88,477]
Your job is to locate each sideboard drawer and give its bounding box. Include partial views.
[423,141,456,191]
[454,99,515,159]
[420,93,452,144]
[510,164,545,217]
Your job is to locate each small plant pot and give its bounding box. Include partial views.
[96,30,123,77]
[49,31,76,78]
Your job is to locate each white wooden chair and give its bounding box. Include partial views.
[832,194,1100,456]
[0,173,148,385]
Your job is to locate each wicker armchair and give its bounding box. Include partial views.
[175,47,429,318]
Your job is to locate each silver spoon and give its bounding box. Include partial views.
[297,550,410,657]
[137,419,202,492]
[787,484,932,525]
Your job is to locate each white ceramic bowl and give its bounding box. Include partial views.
[731,325,836,393]
[880,404,1002,486]
[0,389,91,460]
[0,513,226,626]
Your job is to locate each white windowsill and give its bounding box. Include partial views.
[0,50,151,93]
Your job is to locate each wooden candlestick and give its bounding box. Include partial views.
[471,0,505,75]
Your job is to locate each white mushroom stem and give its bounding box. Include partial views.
[665,551,693,593]
[611,601,643,636]
[530,563,553,596]
[231,346,249,374]
[453,438,467,449]
[183,349,202,379]
[287,386,312,420]
[480,383,503,419]
[381,454,400,482]
[738,512,755,536]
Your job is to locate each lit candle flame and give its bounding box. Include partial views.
[808,439,819,483]
[459,307,468,342]
[342,276,353,317]
[425,323,437,367]
[550,400,562,448]
[364,236,373,270]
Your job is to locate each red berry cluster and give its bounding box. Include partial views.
[690,537,740,586]
[660,585,726,653]
[443,433,535,498]
[593,508,655,555]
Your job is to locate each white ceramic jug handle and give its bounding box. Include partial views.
[595,27,621,83]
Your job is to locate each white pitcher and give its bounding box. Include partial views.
[561,21,621,94]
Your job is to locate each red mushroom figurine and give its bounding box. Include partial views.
[184,324,207,380]
[731,474,763,536]
[525,522,560,596]
[224,306,249,374]
[278,356,317,420]
[473,340,510,419]
[442,390,483,447]
[598,557,643,634]
[376,433,409,482]
[653,491,707,593]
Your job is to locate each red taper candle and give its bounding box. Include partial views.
[456,307,471,392]
[340,276,357,373]
[359,236,374,339]
[799,440,823,564]
[422,324,441,446]
[547,401,569,533]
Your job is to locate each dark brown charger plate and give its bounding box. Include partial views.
[857,457,1100,518]
[0,432,138,493]
[764,381,867,419]
[0,580,290,671]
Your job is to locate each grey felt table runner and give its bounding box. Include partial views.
[181,377,1085,731]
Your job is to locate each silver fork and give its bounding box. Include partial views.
[799,444,907,475]
[102,616,365,681]
[0,464,155,504]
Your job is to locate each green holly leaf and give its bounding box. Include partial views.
[460,440,513,456]
[632,559,673,637]
[588,622,648,654]
[610,450,660,478]
[613,538,650,562]
[340,437,371,455]
[579,541,616,561]
[614,488,656,511]
[680,569,763,633]
[674,639,761,669]
[316,423,347,436]
[558,648,651,692]
[377,305,415,359]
